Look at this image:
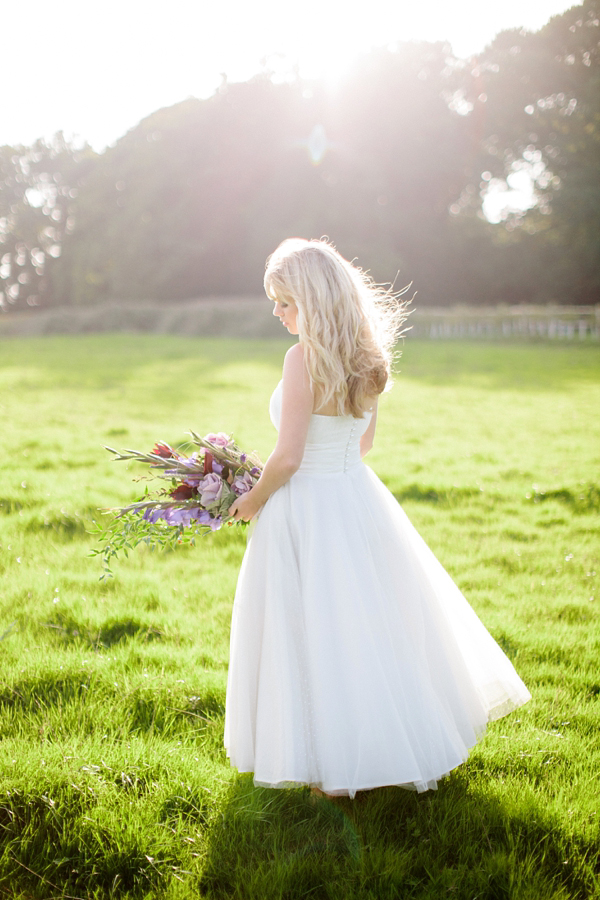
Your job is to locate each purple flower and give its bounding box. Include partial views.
[231,471,254,496]
[179,454,200,468]
[250,466,260,476]
[240,453,247,463]
[211,460,224,475]
[204,432,231,447]
[163,507,190,526]
[208,516,222,531]
[198,473,224,509]
[143,507,166,524]
[191,508,212,525]
[153,506,216,528]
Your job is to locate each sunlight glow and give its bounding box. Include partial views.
[483,174,537,224]
[0,0,576,151]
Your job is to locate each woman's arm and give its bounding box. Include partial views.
[360,400,378,458]
[230,343,313,521]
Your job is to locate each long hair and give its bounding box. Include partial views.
[264,238,412,417]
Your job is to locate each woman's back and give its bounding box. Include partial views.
[312,390,377,418]
[269,380,372,475]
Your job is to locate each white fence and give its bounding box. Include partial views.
[408,305,600,341]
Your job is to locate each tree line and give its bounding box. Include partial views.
[0,0,598,311]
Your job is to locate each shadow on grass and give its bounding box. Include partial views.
[0,496,38,515]
[39,613,164,648]
[160,787,212,827]
[24,509,91,539]
[393,484,482,507]
[0,782,169,896]
[198,775,599,900]
[0,669,226,744]
[0,672,94,711]
[0,503,107,542]
[1,772,597,897]
[526,483,600,514]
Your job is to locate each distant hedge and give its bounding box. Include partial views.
[0,297,281,339]
[1,299,598,341]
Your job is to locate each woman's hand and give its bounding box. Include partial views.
[229,490,263,523]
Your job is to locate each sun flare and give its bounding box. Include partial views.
[0,0,577,149]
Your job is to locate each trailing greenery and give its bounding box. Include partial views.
[0,335,599,899]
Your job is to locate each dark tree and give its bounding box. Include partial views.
[451,0,600,303]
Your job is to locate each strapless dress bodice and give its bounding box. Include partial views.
[268,380,372,475]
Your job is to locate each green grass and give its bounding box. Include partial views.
[0,334,599,899]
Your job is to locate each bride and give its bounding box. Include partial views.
[227,238,530,797]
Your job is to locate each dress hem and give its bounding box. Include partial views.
[224,692,531,797]
[231,765,469,798]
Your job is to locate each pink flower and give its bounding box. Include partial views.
[152,442,174,458]
[231,471,254,496]
[198,473,224,509]
[204,432,231,448]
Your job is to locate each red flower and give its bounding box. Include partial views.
[170,483,195,500]
[152,442,174,458]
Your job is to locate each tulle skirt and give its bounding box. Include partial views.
[224,464,530,796]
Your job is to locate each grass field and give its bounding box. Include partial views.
[0,334,599,900]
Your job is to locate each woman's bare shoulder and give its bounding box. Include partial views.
[283,343,308,378]
[284,342,305,364]
[282,342,311,395]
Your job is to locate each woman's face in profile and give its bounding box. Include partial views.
[272,296,299,335]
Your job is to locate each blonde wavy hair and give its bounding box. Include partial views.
[264,238,412,417]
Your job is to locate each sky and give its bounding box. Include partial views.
[2,0,577,152]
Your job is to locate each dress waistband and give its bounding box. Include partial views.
[296,438,363,475]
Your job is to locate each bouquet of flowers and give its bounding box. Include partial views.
[91,431,263,577]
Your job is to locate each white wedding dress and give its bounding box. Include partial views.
[224,380,530,796]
